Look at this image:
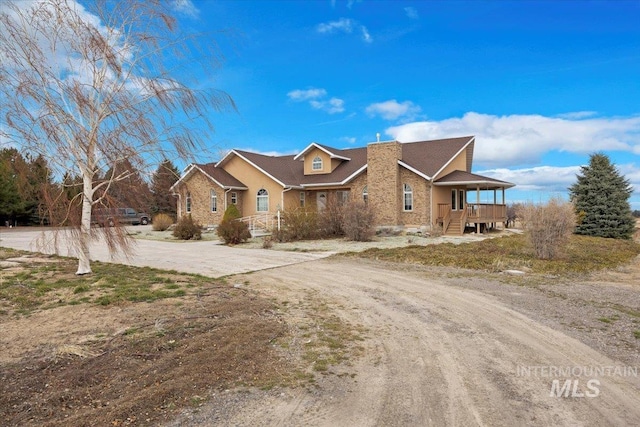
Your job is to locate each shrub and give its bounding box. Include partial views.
[342,201,375,241]
[222,203,242,222]
[276,207,319,242]
[317,194,344,237]
[262,236,274,249]
[152,213,174,231]
[517,198,575,259]
[172,215,202,240]
[217,205,251,244]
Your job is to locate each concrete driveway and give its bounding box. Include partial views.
[0,227,332,278]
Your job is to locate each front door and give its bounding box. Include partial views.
[317,192,327,211]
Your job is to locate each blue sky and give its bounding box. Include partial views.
[5,0,640,208]
[177,0,640,208]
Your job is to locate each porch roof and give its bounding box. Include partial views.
[434,170,515,190]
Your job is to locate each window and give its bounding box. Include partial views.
[337,190,350,206]
[185,192,192,213]
[312,156,323,171]
[300,191,305,207]
[362,185,368,204]
[210,190,217,212]
[459,189,465,211]
[257,188,269,212]
[403,184,413,211]
[451,189,457,211]
[230,192,237,204]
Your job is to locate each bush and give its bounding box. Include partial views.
[152,213,173,231]
[222,203,242,222]
[317,195,344,237]
[217,205,251,244]
[275,207,319,242]
[342,201,375,241]
[172,215,202,240]
[517,198,575,259]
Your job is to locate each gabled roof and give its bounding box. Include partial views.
[293,142,351,161]
[434,170,515,189]
[170,163,247,192]
[177,136,495,190]
[399,136,475,180]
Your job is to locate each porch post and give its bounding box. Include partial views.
[476,185,480,233]
[494,189,497,226]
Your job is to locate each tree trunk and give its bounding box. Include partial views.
[76,173,93,275]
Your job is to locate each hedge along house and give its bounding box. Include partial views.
[169,136,515,235]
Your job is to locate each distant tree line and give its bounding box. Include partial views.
[0,148,179,226]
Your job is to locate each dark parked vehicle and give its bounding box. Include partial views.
[93,208,150,227]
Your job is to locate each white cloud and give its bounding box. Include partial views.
[340,136,357,144]
[317,18,354,34]
[310,97,345,114]
[478,166,581,193]
[366,99,421,121]
[386,112,640,167]
[404,7,419,20]
[287,88,327,101]
[171,0,199,18]
[316,18,372,43]
[288,88,344,114]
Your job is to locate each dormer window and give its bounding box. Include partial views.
[312,156,323,171]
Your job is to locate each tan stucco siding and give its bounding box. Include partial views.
[436,148,467,179]
[222,156,284,214]
[282,189,306,210]
[399,168,430,226]
[303,148,331,175]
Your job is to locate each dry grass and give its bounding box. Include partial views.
[349,233,640,275]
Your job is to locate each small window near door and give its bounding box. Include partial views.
[362,185,368,204]
[459,189,465,211]
[337,190,350,206]
[186,192,192,213]
[403,184,413,211]
[300,191,305,207]
[451,189,457,211]
[210,190,217,212]
[230,192,237,204]
[312,156,323,171]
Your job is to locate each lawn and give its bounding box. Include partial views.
[350,233,640,275]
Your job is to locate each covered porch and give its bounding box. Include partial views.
[434,171,515,235]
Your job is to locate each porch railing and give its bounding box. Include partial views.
[466,203,507,222]
[238,211,282,235]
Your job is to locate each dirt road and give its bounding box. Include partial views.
[175,258,640,426]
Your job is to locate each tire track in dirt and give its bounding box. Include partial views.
[182,258,640,426]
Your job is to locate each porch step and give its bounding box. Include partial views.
[445,221,463,236]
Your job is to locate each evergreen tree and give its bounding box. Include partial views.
[150,159,179,217]
[0,154,22,225]
[569,153,635,239]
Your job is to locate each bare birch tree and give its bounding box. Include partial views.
[0,0,233,274]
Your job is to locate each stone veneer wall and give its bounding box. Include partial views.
[367,141,402,226]
[399,167,430,228]
[176,171,227,227]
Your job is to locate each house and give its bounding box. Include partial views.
[169,136,515,235]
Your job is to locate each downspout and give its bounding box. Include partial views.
[224,188,231,212]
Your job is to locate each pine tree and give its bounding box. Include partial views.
[569,153,635,239]
[150,159,179,217]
